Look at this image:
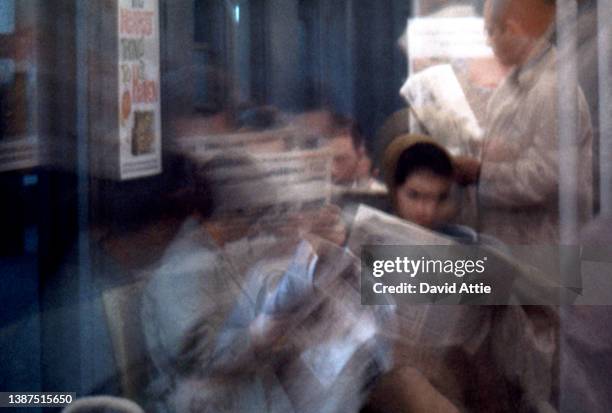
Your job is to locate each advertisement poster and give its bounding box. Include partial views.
[407,17,491,68]
[117,0,161,180]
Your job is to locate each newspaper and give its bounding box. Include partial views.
[197,148,332,219]
[176,126,321,156]
[346,205,569,355]
[174,123,332,217]
[176,129,286,155]
[346,205,482,355]
[400,64,483,157]
[347,204,453,254]
[252,149,332,212]
[406,17,492,63]
[401,16,505,157]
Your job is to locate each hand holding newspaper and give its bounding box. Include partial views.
[400,64,484,158]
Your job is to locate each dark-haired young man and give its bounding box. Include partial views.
[381,133,480,245]
[378,133,560,413]
[387,137,456,230]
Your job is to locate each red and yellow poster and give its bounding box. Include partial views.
[117,0,161,180]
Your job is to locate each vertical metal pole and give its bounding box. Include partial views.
[557,2,580,411]
[76,0,93,395]
[556,0,579,244]
[598,0,612,215]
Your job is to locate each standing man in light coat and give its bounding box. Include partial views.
[455,0,593,244]
[452,3,594,412]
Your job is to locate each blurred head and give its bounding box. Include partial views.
[484,0,530,67]
[326,115,368,185]
[383,134,456,230]
[484,0,555,67]
[235,104,281,131]
[166,151,278,245]
[329,133,363,185]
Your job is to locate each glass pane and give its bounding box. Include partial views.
[1,1,611,412]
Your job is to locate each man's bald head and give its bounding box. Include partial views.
[485,0,556,66]
[486,0,556,37]
[485,0,510,28]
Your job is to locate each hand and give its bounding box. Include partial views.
[453,156,481,186]
[305,204,347,246]
[286,204,347,247]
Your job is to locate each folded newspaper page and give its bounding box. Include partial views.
[173,121,332,217]
[400,64,483,157]
[175,126,320,156]
[252,149,332,212]
[347,204,453,254]
[346,205,478,359]
[401,17,505,158]
[188,148,331,219]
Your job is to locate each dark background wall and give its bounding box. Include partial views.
[169,0,412,142]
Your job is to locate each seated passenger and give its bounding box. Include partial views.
[324,114,382,191]
[141,153,281,413]
[172,238,394,413]
[368,134,558,413]
[382,133,477,243]
[141,152,392,413]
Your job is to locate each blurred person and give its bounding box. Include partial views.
[374,107,482,229]
[383,134,455,229]
[451,5,579,407]
[449,5,580,402]
[325,114,381,190]
[382,133,481,244]
[291,110,386,213]
[170,111,234,138]
[373,133,560,412]
[141,152,368,412]
[454,0,593,243]
[170,238,395,413]
[141,153,277,413]
[290,109,335,138]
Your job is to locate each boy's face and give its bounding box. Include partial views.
[395,169,455,229]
